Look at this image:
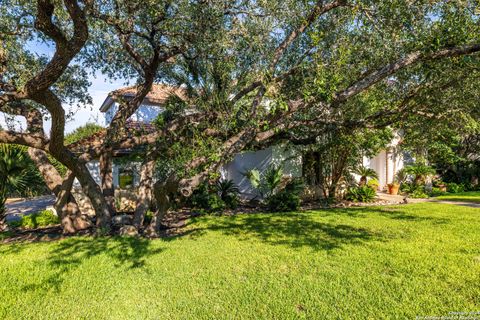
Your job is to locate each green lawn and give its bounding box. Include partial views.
[436,191,480,203]
[1,203,479,319]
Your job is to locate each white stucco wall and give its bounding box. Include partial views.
[221,145,302,199]
[74,160,141,188]
[104,102,164,125]
[365,150,404,189]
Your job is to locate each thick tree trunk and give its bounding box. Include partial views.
[133,159,155,229]
[71,161,112,233]
[27,148,91,233]
[54,171,91,234]
[99,148,116,216]
[146,177,178,236]
[328,184,338,200]
[359,176,367,186]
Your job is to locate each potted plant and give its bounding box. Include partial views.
[387,181,400,195]
[388,168,407,195]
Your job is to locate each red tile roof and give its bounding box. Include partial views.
[109,84,187,105]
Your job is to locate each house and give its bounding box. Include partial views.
[70,84,404,210]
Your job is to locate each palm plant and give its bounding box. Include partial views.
[353,166,378,186]
[393,168,408,185]
[215,179,240,200]
[243,165,284,198]
[264,165,283,196]
[0,144,42,230]
[404,164,436,185]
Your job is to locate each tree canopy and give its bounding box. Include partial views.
[0,0,479,234]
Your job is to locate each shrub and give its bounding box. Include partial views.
[409,189,429,199]
[400,183,430,198]
[447,183,465,193]
[245,165,304,211]
[244,165,284,198]
[190,183,226,213]
[395,168,408,185]
[267,192,301,212]
[223,194,239,209]
[215,179,240,209]
[202,194,225,213]
[346,186,376,203]
[367,178,380,190]
[0,144,48,206]
[401,182,421,194]
[9,210,59,229]
[429,187,447,197]
[265,179,304,212]
[352,166,378,186]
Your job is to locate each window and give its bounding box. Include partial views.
[119,168,134,189]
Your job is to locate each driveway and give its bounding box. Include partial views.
[5,195,56,222]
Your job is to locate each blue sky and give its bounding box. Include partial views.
[0,40,128,134]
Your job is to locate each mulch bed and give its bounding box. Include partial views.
[1,198,405,243]
[1,226,94,244]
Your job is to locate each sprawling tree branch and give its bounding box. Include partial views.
[331,43,480,106]
[25,0,88,95]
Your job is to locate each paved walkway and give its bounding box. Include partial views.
[377,193,480,208]
[5,195,56,222]
[429,200,480,208]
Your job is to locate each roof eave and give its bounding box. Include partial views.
[99,96,115,112]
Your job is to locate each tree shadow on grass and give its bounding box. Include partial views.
[0,242,26,255]
[21,236,164,292]
[189,213,383,251]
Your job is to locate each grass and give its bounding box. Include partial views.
[1,203,479,319]
[435,191,480,203]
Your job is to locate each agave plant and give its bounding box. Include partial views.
[352,166,378,186]
[0,144,42,230]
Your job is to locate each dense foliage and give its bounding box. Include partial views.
[302,128,392,198]
[190,179,240,213]
[64,123,103,146]
[0,144,47,228]
[8,209,59,229]
[345,185,377,203]
[266,179,303,212]
[1,0,479,233]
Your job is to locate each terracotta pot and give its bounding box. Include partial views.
[438,184,447,193]
[388,183,400,195]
